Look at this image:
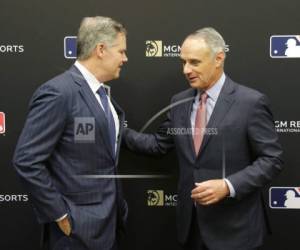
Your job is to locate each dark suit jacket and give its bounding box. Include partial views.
[123,76,283,250]
[13,66,127,250]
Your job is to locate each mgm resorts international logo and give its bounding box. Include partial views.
[0,194,28,202]
[145,40,230,58]
[275,120,300,133]
[147,190,177,207]
[145,40,181,57]
[0,44,24,53]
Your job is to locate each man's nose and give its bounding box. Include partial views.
[183,64,192,74]
[123,53,128,62]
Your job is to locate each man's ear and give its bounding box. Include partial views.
[215,51,225,68]
[95,43,105,58]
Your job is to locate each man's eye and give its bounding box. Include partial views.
[191,61,200,65]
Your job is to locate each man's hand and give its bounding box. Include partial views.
[191,179,230,206]
[57,216,72,236]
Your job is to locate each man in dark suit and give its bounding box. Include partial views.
[13,16,128,250]
[123,27,283,250]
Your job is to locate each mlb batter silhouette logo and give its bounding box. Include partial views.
[270,35,300,58]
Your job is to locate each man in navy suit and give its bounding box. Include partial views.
[13,16,128,250]
[123,27,283,250]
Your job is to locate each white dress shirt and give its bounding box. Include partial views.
[74,60,120,152]
[190,73,236,197]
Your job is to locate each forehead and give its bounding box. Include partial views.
[180,37,211,59]
[112,32,127,47]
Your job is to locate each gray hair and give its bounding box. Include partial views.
[77,16,126,60]
[188,27,226,58]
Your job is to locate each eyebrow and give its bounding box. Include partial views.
[180,58,200,62]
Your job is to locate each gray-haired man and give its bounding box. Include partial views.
[123,27,283,250]
[14,16,128,250]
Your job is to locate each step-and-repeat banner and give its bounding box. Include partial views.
[1,0,299,249]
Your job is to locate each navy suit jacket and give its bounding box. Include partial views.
[13,66,127,250]
[123,76,283,250]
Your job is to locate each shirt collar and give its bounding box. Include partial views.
[74,60,104,93]
[205,72,226,102]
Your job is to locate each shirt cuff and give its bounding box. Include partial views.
[55,213,68,222]
[224,178,236,198]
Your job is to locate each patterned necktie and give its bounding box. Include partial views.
[97,86,116,156]
[193,92,208,156]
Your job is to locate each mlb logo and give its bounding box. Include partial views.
[269,187,300,209]
[270,35,300,58]
[64,36,77,59]
[0,112,5,134]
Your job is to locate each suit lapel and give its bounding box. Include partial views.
[69,66,115,161]
[198,77,236,155]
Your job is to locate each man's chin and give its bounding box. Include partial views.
[115,69,121,78]
[111,72,120,80]
[189,81,203,89]
[105,74,119,82]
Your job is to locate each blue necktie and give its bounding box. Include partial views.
[97,86,116,157]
